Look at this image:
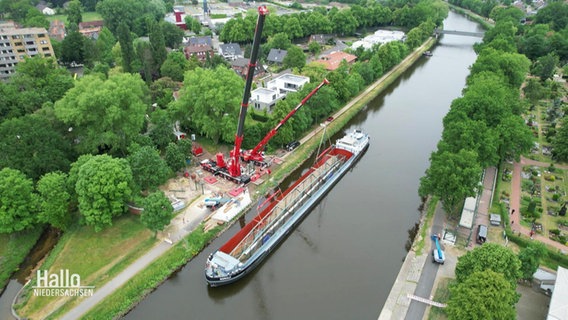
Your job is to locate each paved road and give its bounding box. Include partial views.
[404,204,445,320]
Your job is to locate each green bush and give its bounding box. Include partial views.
[550,229,561,236]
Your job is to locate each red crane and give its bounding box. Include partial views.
[227,5,268,179]
[242,78,330,165]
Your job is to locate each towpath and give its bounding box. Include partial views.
[59,196,212,320]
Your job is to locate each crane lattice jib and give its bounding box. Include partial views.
[247,79,330,160]
[228,6,268,177]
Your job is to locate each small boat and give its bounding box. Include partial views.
[205,129,370,287]
[423,51,433,57]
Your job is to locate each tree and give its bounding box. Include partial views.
[148,108,176,150]
[160,51,189,82]
[117,22,135,73]
[9,56,74,115]
[419,149,482,216]
[23,8,49,29]
[160,21,184,49]
[470,48,530,88]
[165,142,186,172]
[455,243,522,287]
[75,155,133,232]
[331,9,358,36]
[127,145,171,192]
[308,41,321,56]
[268,32,291,50]
[0,114,74,181]
[531,53,559,81]
[37,172,72,231]
[140,191,173,237]
[66,0,83,27]
[283,45,306,70]
[95,27,117,66]
[518,241,547,280]
[149,21,167,76]
[0,168,38,233]
[523,77,547,105]
[54,73,148,156]
[60,30,86,64]
[170,67,243,144]
[446,270,517,320]
[96,0,144,35]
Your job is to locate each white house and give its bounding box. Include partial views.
[351,30,406,50]
[250,88,283,113]
[36,4,56,15]
[250,74,310,113]
[266,73,310,95]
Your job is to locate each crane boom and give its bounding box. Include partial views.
[243,79,330,164]
[228,6,269,178]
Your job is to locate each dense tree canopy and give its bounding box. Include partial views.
[419,149,482,216]
[0,168,38,234]
[446,270,517,320]
[518,241,547,280]
[54,73,148,156]
[0,114,74,181]
[455,243,522,287]
[75,155,133,232]
[127,145,171,192]
[37,172,72,231]
[140,191,173,237]
[170,67,243,144]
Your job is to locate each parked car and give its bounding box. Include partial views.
[326,116,334,122]
[285,141,300,151]
[476,224,488,244]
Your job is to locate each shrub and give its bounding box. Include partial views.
[544,174,556,182]
[552,194,561,201]
[550,229,560,236]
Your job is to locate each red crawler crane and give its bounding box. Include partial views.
[241,79,329,166]
[227,5,268,179]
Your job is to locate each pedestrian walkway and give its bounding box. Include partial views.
[510,157,568,252]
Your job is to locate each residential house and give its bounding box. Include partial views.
[351,30,405,50]
[250,73,310,113]
[187,36,213,47]
[250,88,283,113]
[218,43,243,61]
[184,44,215,63]
[79,21,104,40]
[48,20,66,41]
[36,3,56,15]
[266,73,310,95]
[313,51,357,71]
[267,48,287,65]
[0,27,55,80]
[309,34,333,45]
[230,57,266,79]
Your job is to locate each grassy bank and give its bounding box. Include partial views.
[80,224,223,319]
[415,196,440,255]
[0,229,43,292]
[15,215,156,319]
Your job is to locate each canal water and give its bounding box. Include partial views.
[124,11,482,320]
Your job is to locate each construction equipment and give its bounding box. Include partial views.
[431,234,445,264]
[200,6,268,184]
[241,79,329,166]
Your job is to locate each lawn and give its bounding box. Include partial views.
[46,11,102,24]
[15,215,156,319]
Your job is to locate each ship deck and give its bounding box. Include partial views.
[225,152,347,262]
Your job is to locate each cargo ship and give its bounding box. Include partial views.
[205,129,370,286]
